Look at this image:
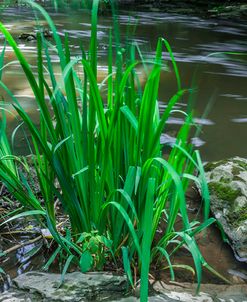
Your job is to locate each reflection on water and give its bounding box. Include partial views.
[0,233,45,292]
[0,4,246,161]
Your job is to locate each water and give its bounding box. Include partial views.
[0,4,247,160]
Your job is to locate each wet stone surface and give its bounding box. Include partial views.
[1,272,127,302]
[205,156,247,261]
[1,272,247,302]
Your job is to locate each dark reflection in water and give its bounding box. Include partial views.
[0,4,246,161]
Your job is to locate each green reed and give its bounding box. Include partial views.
[0,1,229,300]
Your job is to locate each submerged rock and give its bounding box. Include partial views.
[18,30,52,41]
[204,157,247,261]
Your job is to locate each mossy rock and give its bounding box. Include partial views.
[204,157,247,261]
[208,182,241,202]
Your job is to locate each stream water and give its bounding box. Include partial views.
[0,2,247,292]
[0,3,247,161]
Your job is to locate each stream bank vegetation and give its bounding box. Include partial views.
[0,0,230,300]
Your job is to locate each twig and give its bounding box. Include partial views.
[0,230,39,236]
[0,235,43,257]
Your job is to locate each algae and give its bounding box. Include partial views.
[204,160,228,172]
[232,159,247,170]
[208,182,241,202]
[227,206,247,227]
[232,165,244,176]
[219,176,231,184]
[233,175,244,182]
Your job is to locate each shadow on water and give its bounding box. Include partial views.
[0,217,46,292]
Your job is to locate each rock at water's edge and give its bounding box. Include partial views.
[1,272,247,302]
[204,156,247,261]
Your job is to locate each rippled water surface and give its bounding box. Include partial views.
[0,4,247,160]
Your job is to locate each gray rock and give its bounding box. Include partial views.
[153,281,247,302]
[2,272,247,302]
[204,157,247,261]
[11,271,127,301]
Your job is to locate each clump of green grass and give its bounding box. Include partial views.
[0,0,230,300]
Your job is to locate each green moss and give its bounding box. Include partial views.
[233,175,244,182]
[205,159,247,174]
[232,159,247,170]
[204,160,228,172]
[219,176,231,184]
[227,206,247,227]
[208,182,241,202]
[209,179,247,227]
[232,165,244,176]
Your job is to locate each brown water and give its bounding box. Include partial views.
[0,4,246,160]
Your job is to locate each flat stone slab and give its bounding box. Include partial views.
[7,271,126,301]
[153,281,247,302]
[1,272,247,302]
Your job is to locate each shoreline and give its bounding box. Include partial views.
[117,1,247,21]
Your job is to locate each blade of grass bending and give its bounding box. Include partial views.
[63,34,84,169]
[107,28,113,109]
[154,247,175,281]
[112,167,138,244]
[164,264,195,277]
[145,157,189,238]
[22,0,66,70]
[0,163,43,211]
[177,232,202,293]
[161,38,181,90]
[0,114,16,174]
[100,201,142,258]
[87,0,100,222]
[37,32,44,101]
[0,210,46,227]
[114,189,139,221]
[190,218,216,237]
[46,215,74,256]
[60,255,75,285]
[43,246,61,271]
[89,0,99,76]
[81,45,88,167]
[52,155,89,232]
[169,218,215,258]
[120,105,138,134]
[0,41,6,80]
[140,178,155,302]
[13,105,52,159]
[148,89,187,157]
[137,62,161,162]
[110,0,122,86]
[0,24,56,141]
[122,247,134,288]
[81,58,107,142]
[195,150,210,221]
[106,61,140,148]
[203,262,231,284]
